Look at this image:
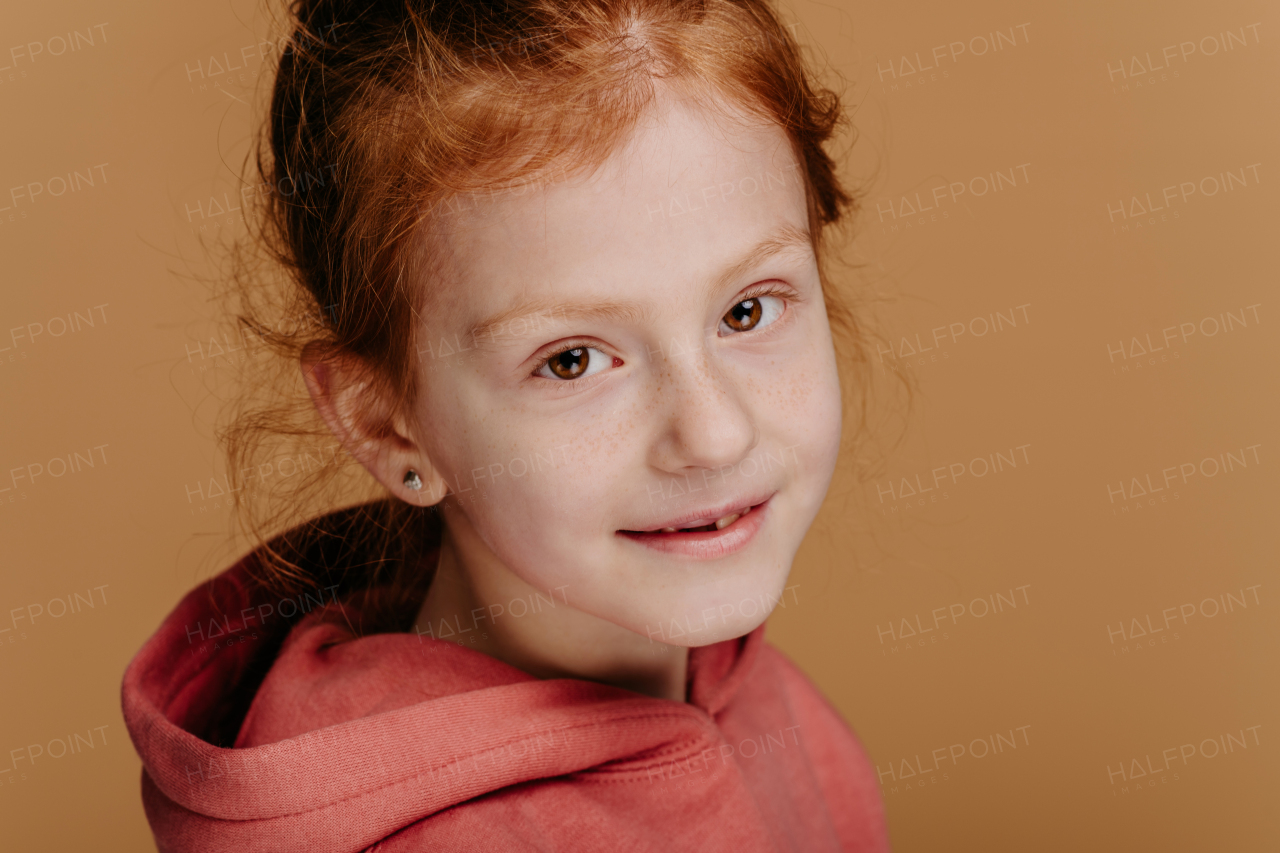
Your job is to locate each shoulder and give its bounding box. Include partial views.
[749,642,891,852]
[233,609,530,748]
[751,641,853,726]
[748,643,861,747]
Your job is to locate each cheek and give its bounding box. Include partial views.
[469,440,638,599]
[760,319,843,470]
[426,388,637,572]
[808,342,845,488]
[810,337,844,453]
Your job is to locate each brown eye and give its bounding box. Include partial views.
[548,347,588,379]
[535,345,615,381]
[722,298,763,332]
[718,294,784,336]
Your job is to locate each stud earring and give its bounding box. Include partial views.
[403,469,423,491]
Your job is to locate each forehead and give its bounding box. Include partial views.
[424,94,811,323]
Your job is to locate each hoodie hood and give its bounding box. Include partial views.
[122,535,770,853]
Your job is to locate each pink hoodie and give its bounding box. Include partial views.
[123,526,889,852]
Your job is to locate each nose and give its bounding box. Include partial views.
[645,343,758,475]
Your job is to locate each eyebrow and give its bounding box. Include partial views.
[463,223,814,348]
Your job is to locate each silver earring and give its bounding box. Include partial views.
[403,469,423,491]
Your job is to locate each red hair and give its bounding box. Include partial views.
[223,0,869,630]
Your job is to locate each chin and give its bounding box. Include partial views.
[672,613,771,648]
[626,557,796,648]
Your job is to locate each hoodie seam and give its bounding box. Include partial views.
[170,709,707,820]
[572,736,716,783]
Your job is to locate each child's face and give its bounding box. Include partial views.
[411,92,843,646]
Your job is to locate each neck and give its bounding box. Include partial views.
[413,504,690,702]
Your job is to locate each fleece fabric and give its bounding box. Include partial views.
[122,536,889,852]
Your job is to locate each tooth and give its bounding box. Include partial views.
[662,527,677,533]
[714,513,740,530]
[741,505,752,516]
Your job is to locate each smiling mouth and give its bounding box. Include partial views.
[620,502,762,535]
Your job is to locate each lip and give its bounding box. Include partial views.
[616,494,773,560]
[626,492,777,533]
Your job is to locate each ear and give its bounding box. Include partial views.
[300,343,449,506]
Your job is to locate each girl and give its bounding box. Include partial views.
[123,0,889,849]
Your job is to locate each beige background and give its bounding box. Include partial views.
[0,0,1276,849]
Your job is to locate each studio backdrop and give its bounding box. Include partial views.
[0,0,1276,849]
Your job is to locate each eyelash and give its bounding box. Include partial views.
[720,284,794,335]
[529,283,797,382]
[531,339,614,382]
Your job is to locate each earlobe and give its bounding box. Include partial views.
[300,345,449,507]
[399,466,451,507]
